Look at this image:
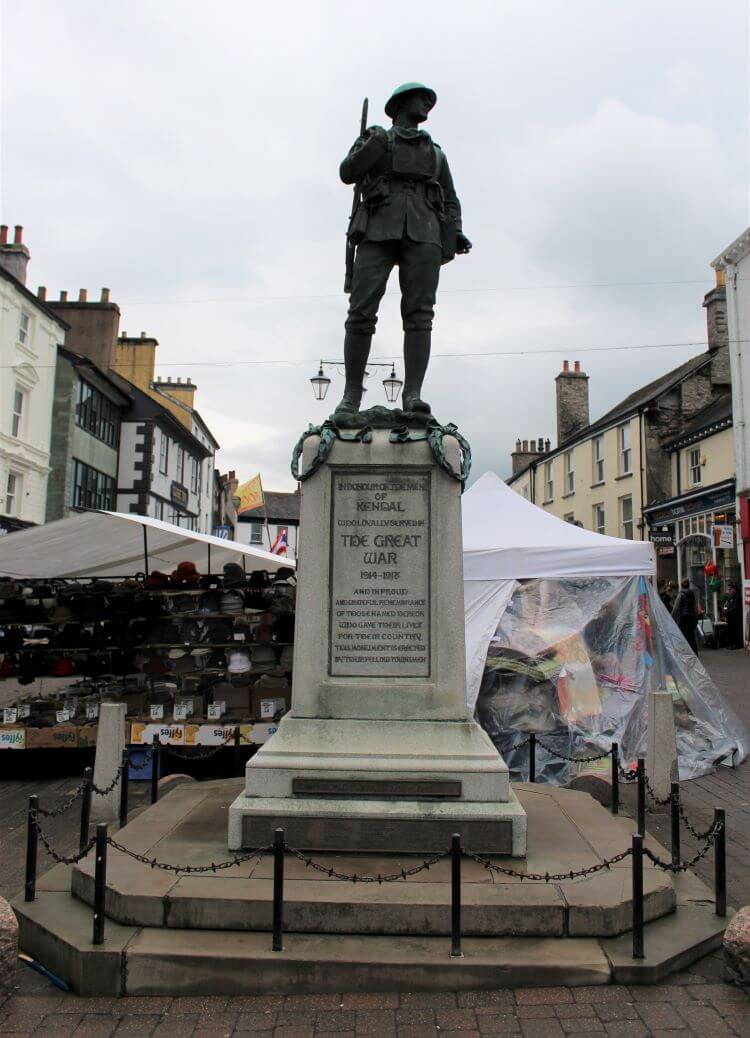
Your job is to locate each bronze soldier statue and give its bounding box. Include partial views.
[335,82,472,420]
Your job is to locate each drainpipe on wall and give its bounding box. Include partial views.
[638,409,646,544]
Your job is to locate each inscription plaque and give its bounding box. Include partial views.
[329,468,431,678]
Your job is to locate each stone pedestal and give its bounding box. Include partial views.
[229,426,526,855]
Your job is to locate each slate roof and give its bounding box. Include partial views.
[662,392,732,450]
[579,352,712,444]
[240,491,300,524]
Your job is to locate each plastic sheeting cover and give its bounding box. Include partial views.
[476,575,748,784]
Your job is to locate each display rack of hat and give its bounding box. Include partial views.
[0,564,296,733]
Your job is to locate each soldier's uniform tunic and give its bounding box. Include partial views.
[341,126,463,336]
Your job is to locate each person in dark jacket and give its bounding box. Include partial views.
[722,581,743,649]
[336,82,472,418]
[671,578,702,655]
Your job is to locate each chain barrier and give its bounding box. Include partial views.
[106,837,269,874]
[286,846,448,883]
[468,847,633,883]
[643,774,675,807]
[644,820,723,873]
[677,800,720,841]
[31,815,97,865]
[35,783,87,818]
[532,737,612,764]
[161,733,235,762]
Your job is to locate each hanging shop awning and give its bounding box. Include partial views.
[0,511,294,579]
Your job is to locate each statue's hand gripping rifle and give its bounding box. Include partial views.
[344,97,368,294]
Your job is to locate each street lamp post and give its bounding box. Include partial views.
[310,360,402,405]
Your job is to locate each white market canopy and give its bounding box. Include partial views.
[462,472,655,580]
[0,511,295,579]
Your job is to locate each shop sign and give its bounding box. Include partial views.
[713,524,735,549]
[744,579,750,608]
[647,483,735,526]
[657,546,676,558]
[212,526,231,539]
[650,530,674,547]
[170,481,189,507]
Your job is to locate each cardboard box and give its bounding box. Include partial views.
[77,723,98,748]
[0,727,26,750]
[25,726,79,749]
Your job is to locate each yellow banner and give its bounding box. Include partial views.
[237,475,264,514]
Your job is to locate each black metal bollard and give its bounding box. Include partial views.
[79,767,93,854]
[25,795,38,903]
[528,733,536,783]
[611,742,620,815]
[714,808,726,918]
[636,757,646,837]
[631,833,644,959]
[119,749,130,829]
[150,739,161,805]
[234,725,242,778]
[272,828,285,951]
[670,782,681,869]
[450,833,462,957]
[92,823,108,945]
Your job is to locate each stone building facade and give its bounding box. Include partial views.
[507,274,737,610]
[44,291,219,533]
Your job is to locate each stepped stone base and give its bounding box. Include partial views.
[11,779,731,995]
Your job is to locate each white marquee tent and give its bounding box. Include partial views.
[0,511,294,579]
[462,472,655,709]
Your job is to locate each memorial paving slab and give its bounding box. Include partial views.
[1,650,749,1032]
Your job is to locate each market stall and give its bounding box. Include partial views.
[462,472,748,782]
[0,512,296,760]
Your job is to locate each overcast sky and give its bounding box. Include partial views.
[1,1,748,490]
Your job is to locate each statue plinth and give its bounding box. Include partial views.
[228,426,526,855]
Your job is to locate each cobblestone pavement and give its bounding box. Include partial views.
[1,649,749,1036]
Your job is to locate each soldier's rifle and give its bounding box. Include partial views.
[344,96,368,294]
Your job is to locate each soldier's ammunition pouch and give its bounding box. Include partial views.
[347,203,369,245]
[363,176,390,207]
[439,213,457,264]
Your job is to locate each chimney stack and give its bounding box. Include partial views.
[703,271,728,353]
[0,222,31,284]
[511,434,549,476]
[78,288,88,303]
[101,288,110,303]
[555,359,589,446]
[60,290,68,302]
[37,286,47,301]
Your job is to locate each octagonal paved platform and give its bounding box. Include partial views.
[13,779,729,994]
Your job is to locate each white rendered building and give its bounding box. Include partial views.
[0,226,67,531]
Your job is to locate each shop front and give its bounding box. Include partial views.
[645,479,740,620]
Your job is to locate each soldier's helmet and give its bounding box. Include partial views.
[384,82,437,119]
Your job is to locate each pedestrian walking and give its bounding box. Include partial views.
[672,577,702,655]
[722,580,744,649]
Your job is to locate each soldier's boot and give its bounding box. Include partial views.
[334,332,372,416]
[402,330,432,414]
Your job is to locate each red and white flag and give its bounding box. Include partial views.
[270,528,288,555]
